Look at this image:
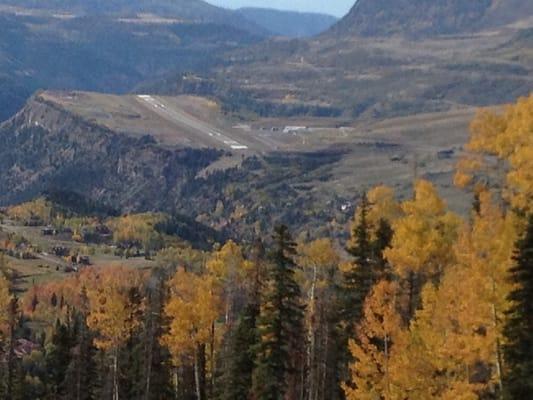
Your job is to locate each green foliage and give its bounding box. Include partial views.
[503,217,533,399]
[252,225,305,400]
[220,303,259,400]
[45,320,74,396]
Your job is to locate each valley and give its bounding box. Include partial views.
[0,88,474,241]
[0,0,532,399]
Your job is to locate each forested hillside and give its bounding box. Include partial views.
[0,0,265,34]
[0,94,531,399]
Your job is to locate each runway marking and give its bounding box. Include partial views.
[137,95,249,150]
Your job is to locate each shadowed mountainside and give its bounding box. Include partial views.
[236,8,337,38]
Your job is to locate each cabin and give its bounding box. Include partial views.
[41,227,55,236]
[437,149,455,160]
[52,246,69,257]
[77,255,91,265]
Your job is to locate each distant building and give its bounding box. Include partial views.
[283,126,307,134]
[41,227,55,236]
[438,149,455,159]
[76,255,91,265]
[341,202,353,212]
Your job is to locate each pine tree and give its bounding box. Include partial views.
[503,216,533,399]
[252,225,305,400]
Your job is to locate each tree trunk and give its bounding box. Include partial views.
[384,334,390,400]
[113,350,120,400]
[306,262,318,400]
[194,344,206,400]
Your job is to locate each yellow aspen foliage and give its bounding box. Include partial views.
[452,190,518,389]
[384,180,461,281]
[162,268,221,365]
[87,268,145,351]
[298,237,339,329]
[454,155,484,188]
[0,274,12,334]
[457,94,533,211]
[344,280,402,400]
[7,197,55,224]
[388,191,518,398]
[108,212,166,250]
[349,186,401,245]
[298,238,340,287]
[367,185,402,228]
[389,284,482,400]
[206,240,253,325]
[206,240,252,288]
[156,246,206,272]
[298,238,340,325]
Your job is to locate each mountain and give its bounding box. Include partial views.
[0,8,263,122]
[148,0,533,120]
[0,0,265,34]
[330,0,533,38]
[236,8,337,38]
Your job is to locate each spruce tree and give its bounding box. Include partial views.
[121,287,145,400]
[342,194,374,328]
[337,195,393,398]
[64,287,98,400]
[142,277,173,400]
[252,225,304,400]
[45,319,73,397]
[503,216,533,399]
[4,297,20,400]
[220,303,259,400]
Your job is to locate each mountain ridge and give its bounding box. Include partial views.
[330,0,533,37]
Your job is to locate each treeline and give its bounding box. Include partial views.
[0,94,530,400]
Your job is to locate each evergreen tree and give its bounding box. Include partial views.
[220,303,259,400]
[372,218,393,278]
[252,225,305,400]
[342,194,375,328]
[4,297,20,400]
[64,287,98,400]
[142,277,173,400]
[120,287,145,400]
[45,319,73,397]
[503,217,533,399]
[337,195,393,398]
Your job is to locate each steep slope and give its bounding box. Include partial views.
[330,0,531,37]
[0,11,262,122]
[0,93,228,211]
[236,8,337,38]
[482,0,533,27]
